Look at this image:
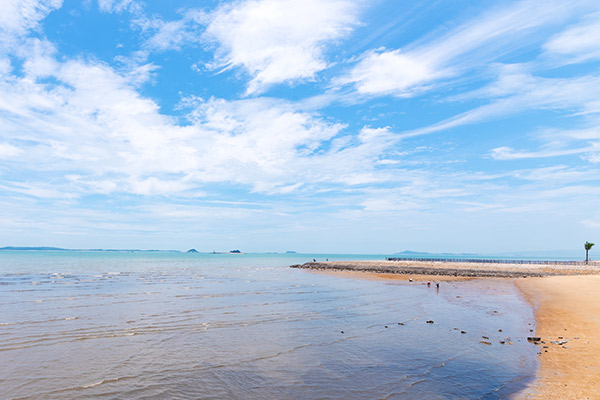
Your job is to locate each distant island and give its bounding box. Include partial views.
[210,250,244,254]
[0,246,180,253]
[186,249,199,253]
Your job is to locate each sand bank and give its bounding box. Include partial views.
[292,260,600,277]
[294,261,600,399]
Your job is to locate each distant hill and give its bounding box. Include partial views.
[0,247,180,252]
[0,246,67,251]
[187,249,199,253]
[393,250,479,257]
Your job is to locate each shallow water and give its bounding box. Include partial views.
[0,251,537,399]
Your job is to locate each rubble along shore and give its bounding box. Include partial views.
[290,260,600,278]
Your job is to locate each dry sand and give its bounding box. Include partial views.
[515,276,600,399]
[295,261,600,399]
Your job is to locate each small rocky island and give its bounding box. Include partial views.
[187,249,199,253]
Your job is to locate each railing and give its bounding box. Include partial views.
[386,257,594,265]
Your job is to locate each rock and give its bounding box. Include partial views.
[500,341,506,344]
[426,320,434,324]
[527,337,542,342]
[482,336,489,340]
[461,331,467,334]
[498,329,502,332]
[341,331,344,334]
[480,340,492,345]
[398,322,404,325]
[508,341,514,345]
[385,326,388,328]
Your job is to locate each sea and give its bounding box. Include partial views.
[0,251,540,399]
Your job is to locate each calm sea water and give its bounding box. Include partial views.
[0,251,537,399]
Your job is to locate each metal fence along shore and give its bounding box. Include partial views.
[386,257,596,265]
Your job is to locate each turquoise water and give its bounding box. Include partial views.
[0,251,537,399]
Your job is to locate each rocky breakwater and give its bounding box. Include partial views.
[290,260,600,278]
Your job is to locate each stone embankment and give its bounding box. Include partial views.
[290,260,600,278]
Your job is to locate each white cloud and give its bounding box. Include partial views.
[0,143,21,157]
[0,39,401,197]
[338,0,586,97]
[337,48,443,96]
[203,0,360,95]
[133,9,207,53]
[0,0,62,36]
[490,145,596,160]
[97,0,137,13]
[544,12,600,63]
[402,65,600,138]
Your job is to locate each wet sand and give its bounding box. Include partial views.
[310,269,476,282]
[298,261,600,399]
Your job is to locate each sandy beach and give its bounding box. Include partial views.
[515,276,600,399]
[296,260,600,399]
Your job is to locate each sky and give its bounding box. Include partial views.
[1,0,599,254]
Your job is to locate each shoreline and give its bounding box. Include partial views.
[294,261,600,399]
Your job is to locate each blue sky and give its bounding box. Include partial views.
[1,0,599,254]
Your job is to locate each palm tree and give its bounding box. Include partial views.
[585,241,595,264]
